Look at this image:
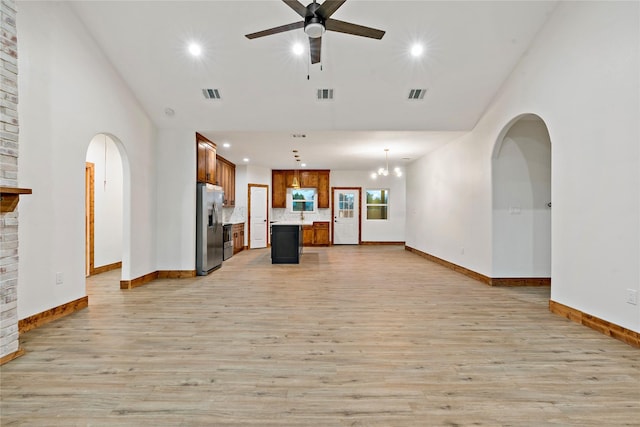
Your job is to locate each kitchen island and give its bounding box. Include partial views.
[270,222,308,264]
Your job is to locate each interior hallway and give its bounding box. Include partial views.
[1,246,638,425]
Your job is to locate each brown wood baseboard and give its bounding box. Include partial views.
[91,261,122,275]
[549,300,639,348]
[120,270,198,289]
[489,277,551,286]
[18,296,89,334]
[361,241,405,246]
[405,246,491,284]
[0,347,25,366]
[120,271,159,290]
[405,246,551,287]
[157,270,197,279]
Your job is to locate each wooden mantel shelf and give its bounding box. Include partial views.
[0,187,32,213]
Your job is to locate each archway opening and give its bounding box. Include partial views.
[85,133,128,284]
[492,114,551,281]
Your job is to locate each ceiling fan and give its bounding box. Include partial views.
[245,0,385,64]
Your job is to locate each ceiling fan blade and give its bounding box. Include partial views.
[309,37,322,64]
[325,18,385,39]
[283,0,309,17]
[245,21,304,39]
[316,0,347,19]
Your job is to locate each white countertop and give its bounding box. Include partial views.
[270,221,314,226]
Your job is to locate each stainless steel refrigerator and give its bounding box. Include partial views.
[196,183,224,275]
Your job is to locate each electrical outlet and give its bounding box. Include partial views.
[55,272,63,285]
[626,289,638,305]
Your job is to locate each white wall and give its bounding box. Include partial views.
[17,2,156,319]
[492,118,551,277]
[406,1,639,332]
[86,134,123,268]
[332,170,406,242]
[155,130,196,271]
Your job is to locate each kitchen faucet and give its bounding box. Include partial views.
[300,211,304,221]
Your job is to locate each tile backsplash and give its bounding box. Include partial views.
[223,205,246,224]
[271,208,331,223]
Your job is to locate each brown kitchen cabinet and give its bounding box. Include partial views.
[317,171,330,208]
[216,155,236,206]
[271,169,330,209]
[300,171,318,187]
[196,133,216,185]
[302,221,330,247]
[232,223,245,254]
[272,170,287,208]
[302,225,314,246]
[313,221,330,245]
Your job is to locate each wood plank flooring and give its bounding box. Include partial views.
[1,246,639,426]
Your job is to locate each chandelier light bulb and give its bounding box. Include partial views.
[188,43,202,57]
[410,43,424,57]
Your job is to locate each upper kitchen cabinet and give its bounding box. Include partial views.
[271,169,330,209]
[196,133,216,185]
[272,170,286,208]
[317,171,330,209]
[300,171,318,188]
[216,155,236,207]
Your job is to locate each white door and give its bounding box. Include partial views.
[333,189,359,244]
[249,185,268,249]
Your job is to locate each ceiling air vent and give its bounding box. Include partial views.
[317,89,334,100]
[408,88,427,100]
[202,89,221,99]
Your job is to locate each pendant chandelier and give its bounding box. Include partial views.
[292,150,301,189]
[371,149,402,179]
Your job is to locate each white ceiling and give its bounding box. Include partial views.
[70,0,557,171]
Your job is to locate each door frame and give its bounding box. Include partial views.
[85,162,95,276]
[331,187,362,245]
[248,183,269,249]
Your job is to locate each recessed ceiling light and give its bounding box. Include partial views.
[292,42,304,56]
[410,43,424,57]
[301,163,307,167]
[164,107,175,117]
[223,142,230,148]
[243,158,249,162]
[188,43,202,57]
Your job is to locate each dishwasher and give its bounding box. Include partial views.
[223,224,234,260]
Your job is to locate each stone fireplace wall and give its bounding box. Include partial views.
[0,0,20,360]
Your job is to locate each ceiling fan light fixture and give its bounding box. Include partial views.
[305,22,325,38]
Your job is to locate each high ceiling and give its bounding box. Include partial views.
[70,0,557,171]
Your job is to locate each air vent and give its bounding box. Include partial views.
[408,89,427,100]
[317,89,334,100]
[202,88,221,99]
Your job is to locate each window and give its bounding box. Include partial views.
[366,189,388,220]
[337,192,355,218]
[291,188,316,212]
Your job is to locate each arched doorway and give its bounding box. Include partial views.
[492,114,552,282]
[85,133,129,283]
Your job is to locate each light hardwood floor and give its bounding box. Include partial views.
[1,246,639,426]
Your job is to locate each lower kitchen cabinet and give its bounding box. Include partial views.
[302,225,314,246]
[232,223,244,254]
[302,221,330,247]
[271,224,301,264]
[313,222,330,246]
